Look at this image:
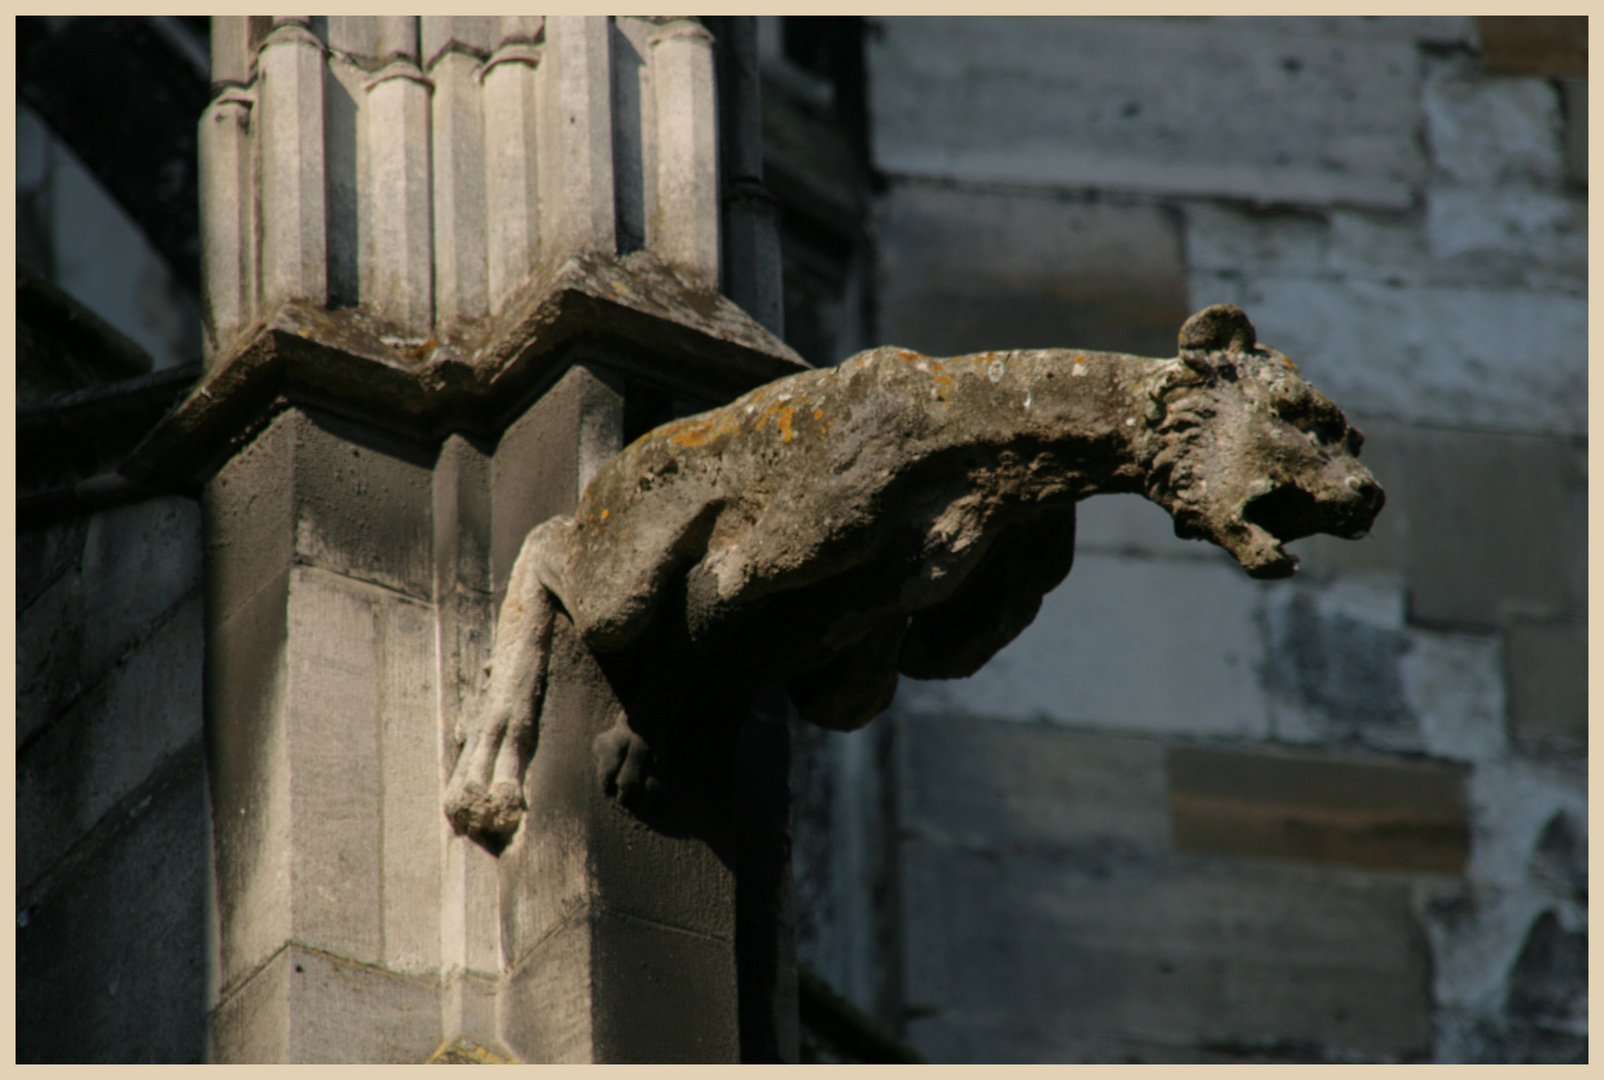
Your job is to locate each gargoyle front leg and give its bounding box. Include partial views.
[444,524,562,850]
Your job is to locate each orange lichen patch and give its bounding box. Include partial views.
[600,509,609,520]
[930,361,945,373]
[667,418,717,448]
[777,406,795,442]
[813,408,825,420]
[934,375,953,385]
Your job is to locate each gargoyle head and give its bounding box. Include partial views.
[1143,304,1384,578]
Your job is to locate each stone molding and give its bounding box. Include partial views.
[124,249,806,493]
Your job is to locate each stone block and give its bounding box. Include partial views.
[1259,578,1417,753]
[1167,744,1469,873]
[1400,628,1507,764]
[16,553,86,749]
[1504,620,1587,746]
[1184,200,1330,279]
[896,716,1172,851]
[1242,277,1587,437]
[876,182,1189,359]
[1477,16,1588,78]
[209,566,293,989]
[895,552,1271,740]
[377,587,443,976]
[213,944,441,1063]
[499,911,596,1062]
[899,839,1432,1060]
[283,568,391,967]
[1423,54,1565,188]
[15,510,86,612]
[16,742,210,1063]
[1391,427,1583,627]
[80,496,203,687]
[499,905,739,1063]
[1426,187,1585,277]
[441,969,500,1053]
[206,410,435,616]
[491,365,623,600]
[590,911,741,1062]
[205,410,296,624]
[869,17,1423,209]
[290,410,435,601]
[17,594,203,893]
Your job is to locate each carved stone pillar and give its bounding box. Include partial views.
[129,15,798,1062]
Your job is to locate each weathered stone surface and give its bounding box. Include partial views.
[897,553,1270,739]
[1504,620,1587,746]
[1391,427,1583,627]
[16,742,210,1064]
[212,944,441,1063]
[1240,278,1587,438]
[899,841,1432,1061]
[447,306,1381,845]
[123,250,805,492]
[203,408,434,618]
[18,496,201,749]
[869,17,1424,208]
[1167,744,1468,873]
[877,183,1189,360]
[897,716,1171,850]
[17,594,202,894]
[1424,56,1566,189]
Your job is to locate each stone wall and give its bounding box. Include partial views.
[793,15,1585,1064]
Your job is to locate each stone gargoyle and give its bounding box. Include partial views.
[444,304,1384,849]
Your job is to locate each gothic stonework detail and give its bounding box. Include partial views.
[444,304,1386,848]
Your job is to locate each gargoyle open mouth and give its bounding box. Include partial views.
[1243,483,1322,543]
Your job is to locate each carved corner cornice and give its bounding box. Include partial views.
[121,249,808,492]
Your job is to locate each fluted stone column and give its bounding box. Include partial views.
[129,14,798,1063]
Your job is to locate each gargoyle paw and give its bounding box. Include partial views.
[593,720,660,809]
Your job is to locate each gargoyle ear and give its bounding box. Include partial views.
[1178,304,1257,355]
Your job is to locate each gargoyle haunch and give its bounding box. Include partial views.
[445,304,1384,849]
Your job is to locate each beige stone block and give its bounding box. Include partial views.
[209,567,293,991]
[289,947,442,1063]
[538,16,617,264]
[648,20,720,288]
[482,43,542,313]
[214,944,441,1063]
[499,910,594,1063]
[283,568,388,966]
[378,592,442,975]
[257,21,327,311]
[364,59,435,335]
[430,51,490,327]
[211,943,292,1062]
